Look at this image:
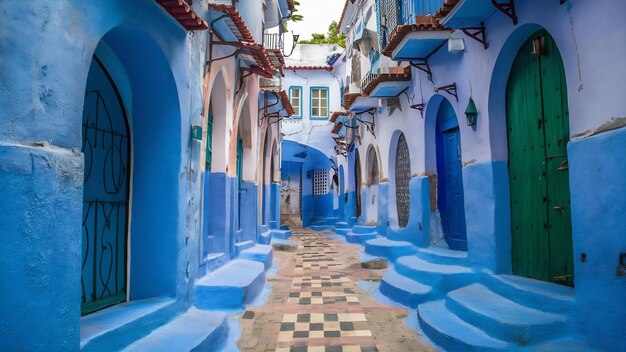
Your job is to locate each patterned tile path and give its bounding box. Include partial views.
[236,228,434,352]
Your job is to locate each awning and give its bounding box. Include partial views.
[362,67,411,98]
[259,89,294,116]
[438,0,498,29]
[382,16,452,61]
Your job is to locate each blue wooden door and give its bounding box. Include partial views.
[81,56,130,315]
[436,100,467,250]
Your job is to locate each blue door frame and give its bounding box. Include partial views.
[436,100,467,251]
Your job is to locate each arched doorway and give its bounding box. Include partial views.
[366,146,380,224]
[202,72,227,262]
[354,149,362,218]
[507,30,573,286]
[395,133,411,228]
[436,99,467,251]
[81,54,131,315]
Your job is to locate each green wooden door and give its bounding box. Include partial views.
[506,30,574,286]
[205,113,213,171]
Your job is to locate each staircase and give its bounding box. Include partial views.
[418,274,574,351]
[345,225,378,244]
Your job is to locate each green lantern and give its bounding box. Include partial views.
[465,97,477,127]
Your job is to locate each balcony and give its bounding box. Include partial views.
[263,32,286,76]
[361,66,411,98]
[379,0,452,61]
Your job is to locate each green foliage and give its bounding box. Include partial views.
[298,21,346,48]
[290,1,303,22]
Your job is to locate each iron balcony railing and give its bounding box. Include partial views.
[361,71,378,91]
[263,32,283,51]
[380,0,444,47]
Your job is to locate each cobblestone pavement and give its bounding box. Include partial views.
[236,229,435,352]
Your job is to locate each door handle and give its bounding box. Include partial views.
[553,206,565,212]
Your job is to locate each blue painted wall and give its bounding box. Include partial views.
[281,140,334,227]
[0,1,210,348]
[386,176,431,247]
[462,161,512,274]
[237,181,259,243]
[568,127,626,351]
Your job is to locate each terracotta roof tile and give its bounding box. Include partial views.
[435,0,461,19]
[284,65,334,71]
[343,92,362,110]
[331,122,345,134]
[261,89,295,116]
[156,0,208,30]
[362,69,411,96]
[381,16,446,58]
[241,42,277,78]
[330,111,349,123]
[208,3,255,42]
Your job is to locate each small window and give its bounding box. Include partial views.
[289,87,302,118]
[310,87,329,119]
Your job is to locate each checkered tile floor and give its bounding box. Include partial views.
[287,291,359,305]
[275,345,378,352]
[291,275,351,289]
[278,313,372,342]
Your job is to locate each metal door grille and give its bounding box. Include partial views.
[395,134,411,227]
[313,169,328,195]
[81,56,130,315]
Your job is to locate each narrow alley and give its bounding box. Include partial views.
[1,0,626,351]
[236,228,433,352]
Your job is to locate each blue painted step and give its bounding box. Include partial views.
[345,231,377,244]
[334,221,350,229]
[81,298,177,352]
[124,308,228,352]
[415,246,468,266]
[238,244,273,269]
[394,256,473,290]
[271,229,292,240]
[446,284,567,344]
[309,225,330,231]
[258,230,272,245]
[335,228,350,236]
[364,238,416,261]
[194,260,265,310]
[379,269,432,308]
[351,225,377,234]
[483,274,574,313]
[235,240,256,256]
[280,224,290,230]
[418,300,511,352]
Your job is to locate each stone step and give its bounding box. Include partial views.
[364,237,416,262]
[235,240,256,255]
[335,228,350,236]
[394,256,473,289]
[123,308,228,352]
[194,260,265,310]
[81,298,177,351]
[418,300,511,352]
[258,230,272,245]
[446,284,567,344]
[309,224,331,231]
[334,221,350,229]
[238,244,273,269]
[271,229,292,240]
[415,246,468,266]
[351,225,378,234]
[345,231,377,244]
[379,269,432,308]
[483,273,574,313]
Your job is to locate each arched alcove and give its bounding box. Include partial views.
[81,26,182,308]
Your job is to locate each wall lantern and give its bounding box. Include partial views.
[464,98,478,127]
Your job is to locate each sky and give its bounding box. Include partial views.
[289,0,345,40]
